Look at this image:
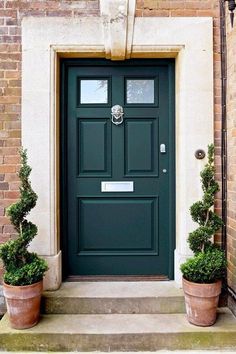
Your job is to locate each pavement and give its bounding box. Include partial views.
[1,351,236,353]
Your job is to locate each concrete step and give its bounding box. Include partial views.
[42,281,185,314]
[1,309,236,352]
[1,352,236,354]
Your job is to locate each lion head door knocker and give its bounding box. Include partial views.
[111,105,124,126]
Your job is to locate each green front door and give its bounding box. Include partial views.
[61,59,175,278]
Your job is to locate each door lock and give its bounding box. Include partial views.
[160,144,166,153]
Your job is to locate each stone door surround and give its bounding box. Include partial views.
[22,0,213,289]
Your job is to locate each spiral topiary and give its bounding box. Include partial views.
[180,144,227,283]
[0,149,48,286]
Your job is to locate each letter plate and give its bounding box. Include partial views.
[101,181,134,192]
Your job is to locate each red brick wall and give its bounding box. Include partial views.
[0,0,223,283]
[0,1,99,282]
[226,10,236,313]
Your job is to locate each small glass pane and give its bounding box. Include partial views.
[80,79,108,104]
[126,79,154,104]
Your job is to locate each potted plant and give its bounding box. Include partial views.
[0,149,48,329]
[180,144,227,327]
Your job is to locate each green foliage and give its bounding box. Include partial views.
[180,144,226,283]
[3,255,48,286]
[180,246,226,284]
[187,226,212,254]
[0,149,48,286]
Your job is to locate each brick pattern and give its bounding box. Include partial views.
[226,11,236,306]
[136,0,219,17]
[0,1,224,284]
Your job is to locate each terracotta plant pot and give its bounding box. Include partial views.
[182,277,222,327]
[3,280,43,329]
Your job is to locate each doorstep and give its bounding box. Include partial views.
[42,281,185,314]
[1,309,236,351]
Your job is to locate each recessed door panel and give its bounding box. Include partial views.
[61,59,175,278]
[78,198,158,254]
[78,119,111,176]
[125,119,158,176]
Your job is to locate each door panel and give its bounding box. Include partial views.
[61,59,175,278]
[78,198,157,254]
[78,119,111,176]
[125,119,158,175]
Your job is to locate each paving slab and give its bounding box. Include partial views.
[43,281,183,298]
[1,309,236,352]
[1,352,236,354]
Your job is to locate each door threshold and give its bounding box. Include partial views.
[66,275,169,282]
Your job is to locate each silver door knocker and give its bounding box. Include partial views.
[111,105,124,126]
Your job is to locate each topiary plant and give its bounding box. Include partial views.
[0,149,48,286]
[180,144,227,284]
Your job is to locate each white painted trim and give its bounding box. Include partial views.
[22,15,214,288]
